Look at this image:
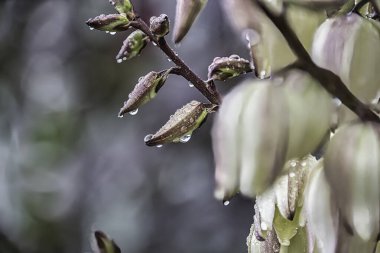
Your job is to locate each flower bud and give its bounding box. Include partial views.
[116,30,148,62]
[145,101,216,146]
[91,230,121,253]
[304,161,338,253]
[247,214,280,253]
[173,0,208,43]
[239,83,289,197]
[324,122,380,242]
[207,55,252,81]
[109,0,133,16]
[118,69,171,117]
[86,14,130,32]
[150,14,170,38]
[275,156,317,220]
[312,14,380,123]
[283,71,332,160]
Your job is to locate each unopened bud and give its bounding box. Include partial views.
[324,122,380,241]
[150,14,170,38]
[207,55,251,81]
[109,0,133,16]
[86,14,130,32]
[91,230,121,253]
[173,0,208,43]
[145,101,216,146]
[118,69,171,117]
[116,30,148,61]
[312,14,380,123]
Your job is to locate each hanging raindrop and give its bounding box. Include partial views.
[223,200,230,206]
[129,108,138,115]
[117,59,123,63]
[180,134,191,143]
[144,134,153,142]
[156,144,163,148]
[110,31,116,35]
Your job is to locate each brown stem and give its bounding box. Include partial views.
[130,17,221,105]
[254,0,380,123]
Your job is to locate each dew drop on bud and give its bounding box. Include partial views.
[260,222,268,231]
[167,58,172,62]
[118,114,124,118]
[223,200,230,206]
[156,144,163,148]
[123,57,127,61]
[152,42,157,46]
[290,160,297,167]
[144,134,153,142]
[110,31,116,35]
[289,172,296,178]
[105,31,110,34]
[117,59,123,63]
[180,134,191,143]
[89,27,94,30]
[129,108,138,115]
[259,70,267,79]
[188,82,194,88]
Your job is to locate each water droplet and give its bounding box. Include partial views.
[123,57,127,61]
[152,42,157,46]
[156,144,163,148]
[229,54,240,60]
[290,160,297,167]
[129,108,138,115]
[175,52,179,56]
[260,222,268,231]
[105,31,110,34]
[289,172,296,178]
[180,134,191,143]
[167,58,172,62]
[188,82,194,88]
[144,134,153,142]
[223,200,230,206]
[138,76,144,82]
[117,59,123,63]
[110,31,116,35]
[118,114,124,118]
[89,27,94,30]
[259,70,267,79]
[301,161,307,167]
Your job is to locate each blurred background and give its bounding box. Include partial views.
[0,0,254,252]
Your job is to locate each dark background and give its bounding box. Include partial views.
[0,0,254,252]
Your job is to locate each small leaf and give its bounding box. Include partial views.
[116,30,148,61]
[207,55,252,81]
[145,100,216,146]
[150,14,170,38]
[91,230,121,253]
[118,69,171,117]
[109,0,133,16]
[173,0,208,43]
[86,14,130,32]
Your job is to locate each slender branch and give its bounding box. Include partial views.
[254,0,380,123]
[130,17,221,105]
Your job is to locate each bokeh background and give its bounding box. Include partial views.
[0,0,254,252]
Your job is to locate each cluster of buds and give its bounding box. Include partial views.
[87,0,380,253]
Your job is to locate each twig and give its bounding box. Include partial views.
[254,0,380,123]
[130,17,221,105]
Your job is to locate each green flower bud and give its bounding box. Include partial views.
[118,69,171,117]
[91,230,121,253]
[312,14,380,123]
[109,0,133,16]
[207,55,252,81]
[145,101,216,146]
[116,30,148,62]
[324,123,380,241]
[150,14,170,38]
[86,14,130,32]
[173,0,208,43]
